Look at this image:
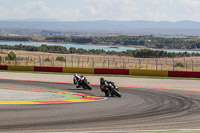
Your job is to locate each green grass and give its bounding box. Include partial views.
[0,70,200,81]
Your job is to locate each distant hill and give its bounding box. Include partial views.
[0,20,200,35]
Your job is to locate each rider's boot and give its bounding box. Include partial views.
[76,85,81,88]
[105,91,109,97]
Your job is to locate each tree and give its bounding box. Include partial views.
[45,57,51,62]
[56,56,65,61]
[175,62,184,68]
[72,37,93,43]
[6,51,16,60]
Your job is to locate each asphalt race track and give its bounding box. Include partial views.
[0,79,200,132]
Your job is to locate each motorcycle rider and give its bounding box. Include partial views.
[100,77,116,97]
[73,73,81,88]
[73,73,87,88]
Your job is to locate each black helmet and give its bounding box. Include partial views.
[100,77,104,83]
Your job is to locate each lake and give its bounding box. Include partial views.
[0,41,199,53]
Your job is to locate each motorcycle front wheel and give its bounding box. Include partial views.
[113,89,121,97]
[83,81,92,90]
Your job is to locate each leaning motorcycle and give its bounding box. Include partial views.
[102,82,121,97]
[81,77,92,90]
[73,74,92,90]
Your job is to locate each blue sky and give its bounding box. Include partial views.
[0,0,200,22]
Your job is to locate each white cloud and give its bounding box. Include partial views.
[77,0,138,21]
[144,9,168,21]
[87,6,97,15]
[182,0,200,6]
[0,6,10,18]
[145,0,173,4]
[1,0,200,22]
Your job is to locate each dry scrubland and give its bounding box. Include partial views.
[1,49,200,72]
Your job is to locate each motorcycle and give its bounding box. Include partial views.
[100,81,121,97]
[73,74,92,90]
[107,83,121,97]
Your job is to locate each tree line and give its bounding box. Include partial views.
[0,36,31,41]
[0,44,200,58]
[1,35,200,50]
[45,35,200,49]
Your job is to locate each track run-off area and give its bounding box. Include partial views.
[0,74,200,132]
[0,86,105,104]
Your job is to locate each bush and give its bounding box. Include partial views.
[56,56,65,62]
[45,57,51,62]
[175,62,184,67]
[5,56,9,61]
[6,51,16,60]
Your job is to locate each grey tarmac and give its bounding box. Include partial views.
[0,72,200,89]
[0,72,199,132]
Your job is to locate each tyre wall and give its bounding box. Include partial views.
[8,66,34,71]
[94,68,129,75]
[63,68,94,74]
[168,71,200,78]
[0,65,200,78]
[34,66,62,72]
[0,65,8,70]
[129,70,168,77]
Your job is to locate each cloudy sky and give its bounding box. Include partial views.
[0,0,200,22]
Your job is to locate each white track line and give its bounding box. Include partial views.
[59,129,200,133]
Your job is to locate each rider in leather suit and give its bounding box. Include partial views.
[74,73,87,88]
[100,77,115,97]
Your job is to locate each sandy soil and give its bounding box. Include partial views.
[0,72,199,90]
[1,49,200,71]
